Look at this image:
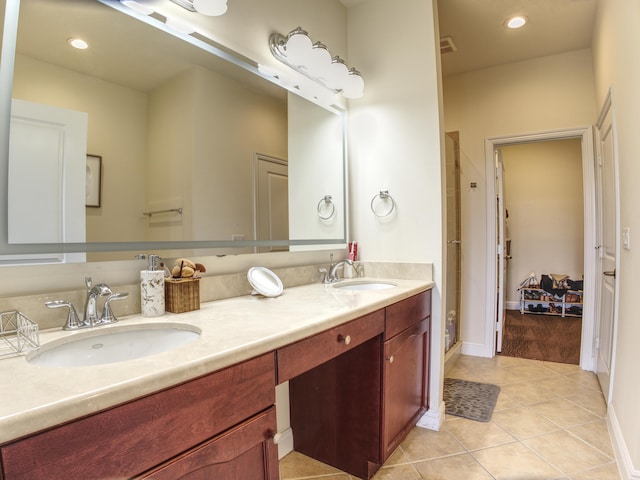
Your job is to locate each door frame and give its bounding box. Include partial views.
[484,126,597,371]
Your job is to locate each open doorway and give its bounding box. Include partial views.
[498,138,584,364]
[485,127,597,371]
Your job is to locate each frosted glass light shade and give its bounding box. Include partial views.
[326,57,349,90]
[286,29,313,66]
[343,69,364,98]
[307,42,332,77]
[193,0,228,16]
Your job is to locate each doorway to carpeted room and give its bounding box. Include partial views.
[499,310,582,365]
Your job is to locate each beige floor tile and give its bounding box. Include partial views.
[499,380,560,405]
[472,442,562,479]
[495,354,543,368]
[567,420,615,457]
[565,371,602,392]
[565,390,607,418]
[279,451,346,479]
[413,453,495,480]
[535,375,592,398]
[503,364,558,382]
[524,430,613,475]
[381,443,414,466]
[568,461,621,480]
[492,406,561,439]
[542,361,583,375]
[371,463,422,480]
[399,427,465,462]
[531,397,601,428]
[445,417,516,451]
[493,390,522,411]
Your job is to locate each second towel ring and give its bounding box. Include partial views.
[317,195,335,220]
[371,190,395,217]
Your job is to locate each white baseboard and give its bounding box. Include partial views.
[461,341,493,358]
[505,301,519,310]
[417,401,445,431]
[276,427,294,460]
[608,404,640,479]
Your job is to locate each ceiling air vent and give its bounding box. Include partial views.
[170,0,197,12]
[440,36,457,55]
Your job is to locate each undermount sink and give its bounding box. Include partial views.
[333,280,397,291]
[27,323,201,367]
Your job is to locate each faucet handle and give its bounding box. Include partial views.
[100,293,129,324]
[319,268,329,284]
[45,300,82,330]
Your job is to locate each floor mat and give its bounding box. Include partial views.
[443,378,500,422]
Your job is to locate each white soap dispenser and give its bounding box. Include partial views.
[140,254,165,317]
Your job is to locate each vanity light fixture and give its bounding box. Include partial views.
[505,15,527,29]
[170,0,228,16]
[119,0,154,15]
[67,37,89,50]
[269,27,364,99]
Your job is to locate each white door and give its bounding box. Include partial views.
[255,154,289,253]
[594,94,619,401]
[495,148,507,352]
[1,99,87,264]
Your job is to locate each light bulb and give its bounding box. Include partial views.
[193,0,228,16]
[342,69,364,99]
[506,16,527,29]
[286,28,312,66]
[67,38,89,50]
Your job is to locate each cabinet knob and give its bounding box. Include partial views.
[338,334,351,345]
[386,355,394,364]
[266,430,282,444]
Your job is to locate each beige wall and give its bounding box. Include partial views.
[502,139,584,305]
[592,0,640,473]
[443,49,597,355]
[146,65,287,251]
[347,0,444,426]
[12,54,148,246]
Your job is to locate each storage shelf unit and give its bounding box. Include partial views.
[520,288,583,317]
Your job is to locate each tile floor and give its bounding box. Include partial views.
[279,354,621,480]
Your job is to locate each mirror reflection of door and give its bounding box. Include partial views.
[255,154,289,253]
[445,132,461,353]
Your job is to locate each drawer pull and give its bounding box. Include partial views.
[338,334,352,345]
[386,355,395,364]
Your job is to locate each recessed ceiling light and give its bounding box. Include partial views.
[67,38,89,50]
[506,16,527,29]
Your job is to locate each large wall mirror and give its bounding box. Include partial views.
[0,0,346,262]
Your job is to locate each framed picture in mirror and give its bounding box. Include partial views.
[86,154,102,208]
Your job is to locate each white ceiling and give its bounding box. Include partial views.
[437,0,598,76]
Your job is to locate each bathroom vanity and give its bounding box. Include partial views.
[0,280,432,480]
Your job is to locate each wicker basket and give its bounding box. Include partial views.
[165,278,200,313]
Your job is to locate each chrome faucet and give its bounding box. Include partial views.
[45,277,128,330]
[328,259,354,282]
[83,277,112,327]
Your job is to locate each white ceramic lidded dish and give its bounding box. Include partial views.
[247,267,284,297]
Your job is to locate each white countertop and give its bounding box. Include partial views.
[0,277,433,445]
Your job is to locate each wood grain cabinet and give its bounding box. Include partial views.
[285,290,432,479]
[382,291,431,461]
[0,353,277,480]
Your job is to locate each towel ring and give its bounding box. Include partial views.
[370,190,395,217]
[317,195,335,220]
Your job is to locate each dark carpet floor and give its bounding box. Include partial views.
[499,310,582,365]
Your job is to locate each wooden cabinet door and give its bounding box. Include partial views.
[381,317,430,460]
[139,407,279,480]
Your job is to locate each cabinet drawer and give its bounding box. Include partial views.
[1,353,276,480]
[277,309,384,383]
[140,407,279,479]
[385,290,431,339]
